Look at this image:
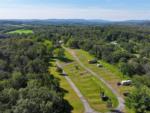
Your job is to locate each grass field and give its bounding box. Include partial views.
[7,29,33,34]
[59,50,118,112]
[75,49,135,113]
[49,61,84,113]
[75,49,134,98]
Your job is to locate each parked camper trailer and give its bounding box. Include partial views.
[121,80,132,86]
[59,40,64,44]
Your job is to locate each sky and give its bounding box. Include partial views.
[0,0,150,20]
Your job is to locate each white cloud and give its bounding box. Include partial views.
[0,6,149,20]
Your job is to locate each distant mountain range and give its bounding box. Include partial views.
[0,19,150,26]
[115,20,150,26]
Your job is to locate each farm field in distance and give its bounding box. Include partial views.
[7,29,33,34]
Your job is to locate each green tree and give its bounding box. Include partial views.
[11,71,27,89]
[125,86,150,113]
[53,48,65,58]
[119,62,135,76]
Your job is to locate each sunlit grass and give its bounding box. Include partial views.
[60,50,118,112]
[75,49,134,96]
[7,29,33,34]
[49,61,84,113]
[75,49,135,113]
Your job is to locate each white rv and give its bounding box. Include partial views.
[121,80,132,86]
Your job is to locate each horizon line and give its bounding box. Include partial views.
[0,18,150,22]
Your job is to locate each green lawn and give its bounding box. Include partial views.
[75,49,134,96]
[59,50,118,112]
[49,61,84,113]
[7,29,33,34]
[75,49,135,113]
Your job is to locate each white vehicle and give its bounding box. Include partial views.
[59,40,64,44]
[121,80,132,86]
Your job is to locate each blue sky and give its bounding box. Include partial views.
[0,0,150,20]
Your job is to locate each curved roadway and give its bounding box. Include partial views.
[56,61,98,113]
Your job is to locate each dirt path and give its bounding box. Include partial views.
[56,61,98,113]
[64,47,125,112]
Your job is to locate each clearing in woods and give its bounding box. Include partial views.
[58,49,118,112]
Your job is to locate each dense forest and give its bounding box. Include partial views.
[0,23,150,113]
[0,37,72,113]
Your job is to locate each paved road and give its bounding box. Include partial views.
[56,61,98,113]
[64,47,125,112]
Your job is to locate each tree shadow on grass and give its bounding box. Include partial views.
[57,57,74,63]
[56,78,73,113]
[62,99,73,113]
[49,58,56,62]
[59,87,74,113]
[110,109,124,113]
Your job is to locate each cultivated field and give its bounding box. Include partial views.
[7,29,33,34]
